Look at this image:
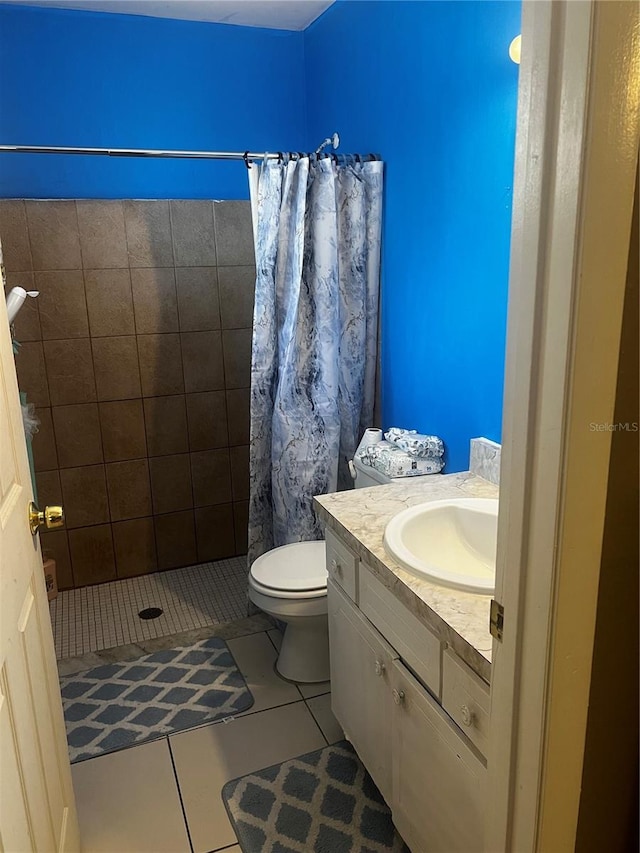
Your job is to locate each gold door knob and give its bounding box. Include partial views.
[29,502,64,535]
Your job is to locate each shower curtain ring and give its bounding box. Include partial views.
[243,151,251,169]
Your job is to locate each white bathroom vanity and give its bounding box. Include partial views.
[315,471,497,853]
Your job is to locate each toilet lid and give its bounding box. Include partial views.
[250,541,327,592]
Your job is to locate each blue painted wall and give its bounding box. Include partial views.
[0,0,519,472]
[0,4,306,198]
[306,0,520,471]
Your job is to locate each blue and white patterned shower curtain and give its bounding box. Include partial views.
[247,156,383,564]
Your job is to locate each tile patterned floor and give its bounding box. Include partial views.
[70,630,344,853]
[49,557,249,659]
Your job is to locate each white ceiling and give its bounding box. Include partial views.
[0,0,334,30]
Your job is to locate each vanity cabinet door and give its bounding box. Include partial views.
[390,660,486,853]
[328,579,397,804]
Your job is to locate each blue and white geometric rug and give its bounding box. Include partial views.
[60,636,253,763]
[222,740,410,852]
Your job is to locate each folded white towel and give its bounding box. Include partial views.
[384,427,445,459]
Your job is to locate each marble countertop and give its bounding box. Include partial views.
[314,471,498,683]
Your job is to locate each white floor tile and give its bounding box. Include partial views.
[72,739,190,853]
[297,679,331,699]
[227,632,300,714]
[267,627,282,650]
[50,557,249,659]
[306,692,345,744]
[170,702,326,853]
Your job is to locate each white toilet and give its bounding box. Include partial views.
[248,455,442,683]
[248,540,328,682]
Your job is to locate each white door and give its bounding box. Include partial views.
[486,1,639,849]
[0,292,80,850]
[327,579,397,803]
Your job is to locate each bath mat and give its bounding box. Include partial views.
[222,740,410,853]
[60,636,253,763]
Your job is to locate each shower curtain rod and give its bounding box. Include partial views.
[0,145,295,160]
[0,134,343,161]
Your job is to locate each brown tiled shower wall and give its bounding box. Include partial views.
[0,199,255,589]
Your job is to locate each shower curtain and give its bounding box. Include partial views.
[247,156,384,565]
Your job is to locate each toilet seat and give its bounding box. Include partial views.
[248,575,327,600]
[249,541,327,599]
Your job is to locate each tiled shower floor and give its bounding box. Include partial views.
[49,557,249,659]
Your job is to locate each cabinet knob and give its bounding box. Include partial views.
[392,689,405,706]
[460,704,474,727]
[374,660,385,677]
[331,558,342,576]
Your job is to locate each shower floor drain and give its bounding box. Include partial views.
[138,607,163,620]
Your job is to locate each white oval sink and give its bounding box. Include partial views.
[383,498,498,594]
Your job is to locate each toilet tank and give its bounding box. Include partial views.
[351,456,394,488]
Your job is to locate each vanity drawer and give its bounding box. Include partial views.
[442,647,490,756]
[359,563,441,698]
[325,528,358,602]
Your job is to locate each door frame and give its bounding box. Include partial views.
[486,1,639,850]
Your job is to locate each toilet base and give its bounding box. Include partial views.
[276,615,330,683]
